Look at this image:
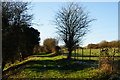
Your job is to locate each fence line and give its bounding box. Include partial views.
[60,48,120,72]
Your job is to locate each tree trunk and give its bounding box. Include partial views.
[67,49,72,60]
[11,57,15,64]
[2,61,6,71]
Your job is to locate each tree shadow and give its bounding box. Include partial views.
[22,58,98,73]
[3,53,99,78]
[33,53,47,56]
[33,53,65,57]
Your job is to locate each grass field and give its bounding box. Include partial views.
[2,48,120,79]
[61,48,120,60]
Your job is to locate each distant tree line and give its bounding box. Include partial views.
[2,2,40,70]
[87,40,120,49]
[33,38,60,54]
[34,40,120,55]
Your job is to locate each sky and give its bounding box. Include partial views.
[30,2,118,47]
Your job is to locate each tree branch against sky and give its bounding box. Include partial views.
[55,3,94,59]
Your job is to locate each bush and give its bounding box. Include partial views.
[43,38,59,54]
[99,48,115,73]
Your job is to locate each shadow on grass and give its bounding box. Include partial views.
[3,53,100,77]
[4,59,97,74]
[32,53,64,57]
[3,53,120,80]
[21,58,98,73]
[3,53,61,74]
[3,52,100,74]
[33,52,120,58]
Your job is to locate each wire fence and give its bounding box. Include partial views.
[60,48,120,72]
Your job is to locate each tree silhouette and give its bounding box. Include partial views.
[2,2,40,70]
[55,3,94,59]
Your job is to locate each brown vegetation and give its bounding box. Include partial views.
[87,40,120,49]
[43,38,60,54]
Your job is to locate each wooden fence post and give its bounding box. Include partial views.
[112,48,115,72]
[82,48,83,61]
[89,48,91,60]
[76,49,78,60]
[74,49,76,60]
[98,49,101,69]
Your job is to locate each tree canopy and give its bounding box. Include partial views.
[2,2,40,70]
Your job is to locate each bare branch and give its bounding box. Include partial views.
[54,3,94,59]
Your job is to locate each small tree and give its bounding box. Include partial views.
[55,3,94,59]
[43,38,58,54]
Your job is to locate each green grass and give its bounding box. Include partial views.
[3,48,120,79]
[61,48,120,60]
[3,53,119,79]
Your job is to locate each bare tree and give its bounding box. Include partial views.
[55,3,94,59]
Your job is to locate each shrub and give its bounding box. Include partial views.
[43,38,59,54]
[99,48,116,73]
